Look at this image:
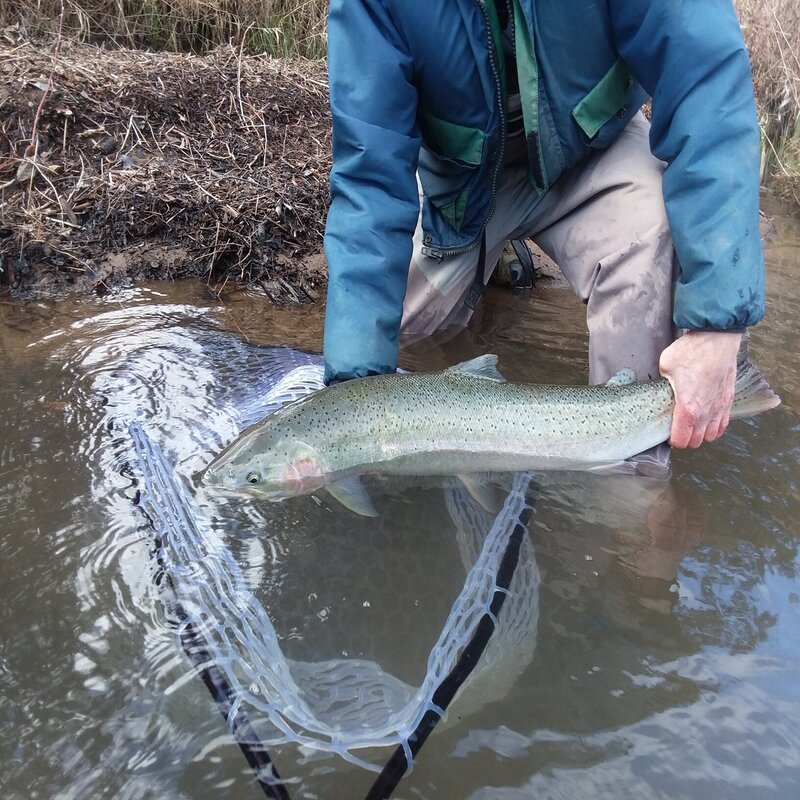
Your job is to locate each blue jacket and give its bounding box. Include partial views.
[323,0,765,384]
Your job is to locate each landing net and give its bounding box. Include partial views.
[98,333,538,772]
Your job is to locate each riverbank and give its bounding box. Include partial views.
[0,24,796,301]
[737,0,800,206]
[0,35,331,300]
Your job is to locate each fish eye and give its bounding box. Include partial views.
[247,472,260,485]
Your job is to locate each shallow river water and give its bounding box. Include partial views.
[1,203,799,800]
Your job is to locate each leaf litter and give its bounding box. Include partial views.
[0,32,332,300]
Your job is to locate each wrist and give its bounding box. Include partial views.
[680,329,742,353]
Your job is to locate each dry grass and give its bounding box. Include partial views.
[0,0,328,57]
[2,0,797,206]
[0,32,332,297]
[736,0,800,205]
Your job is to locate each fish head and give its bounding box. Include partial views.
[201,429,328,501]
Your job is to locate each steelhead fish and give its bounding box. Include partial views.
[201,354,780,515]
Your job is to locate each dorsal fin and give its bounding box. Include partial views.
[604,368,636,386]
[446,354,506,382]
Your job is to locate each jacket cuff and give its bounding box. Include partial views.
[681,325,748,334]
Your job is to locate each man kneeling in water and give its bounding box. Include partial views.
[321,0,764,474]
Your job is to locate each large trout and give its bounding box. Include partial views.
[201,355,780,515]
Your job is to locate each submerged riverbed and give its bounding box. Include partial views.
[1,203,798,799]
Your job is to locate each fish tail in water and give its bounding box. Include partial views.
[731,356,781,419]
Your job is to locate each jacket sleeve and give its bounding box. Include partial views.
[609,0,765,331]
[322,0,421,384]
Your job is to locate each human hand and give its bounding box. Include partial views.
[658,330,742,448]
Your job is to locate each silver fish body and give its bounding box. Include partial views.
[201,355,779,511]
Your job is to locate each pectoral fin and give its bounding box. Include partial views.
[325,476,379,517]
[456,474,502,513]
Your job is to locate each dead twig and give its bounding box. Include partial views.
[28,1,66,149]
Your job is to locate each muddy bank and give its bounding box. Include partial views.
[0,35,786,303]
[0,34,331,300]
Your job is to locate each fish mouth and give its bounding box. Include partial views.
[199,468,290,502]
[198,462,223,488]
[197,462,244,494]
[204,484,269,500]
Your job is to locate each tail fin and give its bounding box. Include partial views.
[731,355,781,419]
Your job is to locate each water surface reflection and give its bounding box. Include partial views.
[0,206,798,799]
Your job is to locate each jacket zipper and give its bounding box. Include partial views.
[423,0,506,261]
[506,0,516,59]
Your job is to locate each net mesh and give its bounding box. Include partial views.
[88,326,538,771]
